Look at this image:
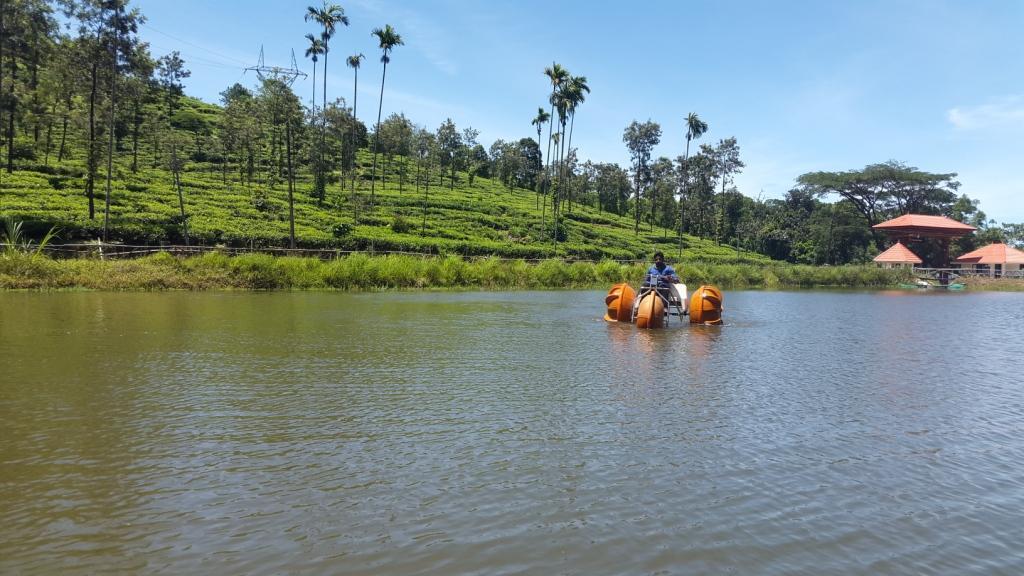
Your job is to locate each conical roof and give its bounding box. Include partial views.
[873,241,922,264]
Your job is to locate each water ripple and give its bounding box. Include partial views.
[2,290,1024,574]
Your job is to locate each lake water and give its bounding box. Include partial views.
[2,289,1023,575]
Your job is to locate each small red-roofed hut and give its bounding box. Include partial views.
[955,243,1024,277]
[873,241,922,269]
[872,214,976,267]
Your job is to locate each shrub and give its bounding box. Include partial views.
[390,215,412,234]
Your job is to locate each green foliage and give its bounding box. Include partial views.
[0,252,918,291]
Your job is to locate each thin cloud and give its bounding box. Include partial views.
[947,96,1024,130]
[349,0,458,76]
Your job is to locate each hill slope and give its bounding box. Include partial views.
[2,157,773,264]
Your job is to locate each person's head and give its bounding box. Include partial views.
[653,251,666,271]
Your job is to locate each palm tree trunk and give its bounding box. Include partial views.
[535,125,542,209]
[103,12,118,242]
[542,104,555,233]
[322,48,328,127]
[58,99,69,162]
[369,60,387,207]
[677,137,692,257]
[131,101,141,172]
[172,144,189,246]
[286,117,295,249]
[86,57,99,219]
[0,0,4,163]
[44,102,54,165]
[349,66,358,197]
[566,112,576,213]
[422,154,431,236]
[6,49,16,174]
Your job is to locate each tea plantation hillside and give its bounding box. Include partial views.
[0,101,770,264]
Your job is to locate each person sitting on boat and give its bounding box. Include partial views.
[643,251,680,290]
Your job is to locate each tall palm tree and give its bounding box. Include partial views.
[678,112,708,255]
[369,24,403,207]
[303,33,324,114]
[541,63,568,232]
[305,3,348,121]
[305,3,348,203]
[346,52,364,196]
[531,107,549,208]
[551,87,570,224]
[562,75,589,212]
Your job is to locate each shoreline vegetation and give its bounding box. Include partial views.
[1,250,924,291]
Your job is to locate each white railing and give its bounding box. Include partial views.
[916,267,1024,279]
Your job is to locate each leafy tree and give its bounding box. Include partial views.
[257,78,303,247]
[368,23,402,207]
[622,119,661,234]
[461,126,479,185]
[517,137,541,191]
[797,160,961,249]
[378,111,413,192]
[414,127,436,235]
[323,98,365,204]
[649,156,677,235]
[435,117,460,189]
[593,162,631,215]
[123,43,155,172]
[156,50,189,118]
[220,83,259,186]
[1000,223,1024,248]
[711,137,744,244]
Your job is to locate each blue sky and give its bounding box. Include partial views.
[132,0,1024,223]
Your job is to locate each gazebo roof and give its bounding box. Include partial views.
[873,241,922,264]
[873,214,976,239]
[955,243,1024,265]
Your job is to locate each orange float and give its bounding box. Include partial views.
[689,285,724,325]
[634,291,666,329]
[603,283,636,322]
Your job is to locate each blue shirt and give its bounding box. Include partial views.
[645,264,678,285]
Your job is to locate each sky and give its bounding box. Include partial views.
[129,0,1024,223]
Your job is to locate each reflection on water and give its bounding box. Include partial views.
[2,290,1024,575]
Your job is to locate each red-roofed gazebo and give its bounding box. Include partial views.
[872,214,976,267]
[873,241,922,268]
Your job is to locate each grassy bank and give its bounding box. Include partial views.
[0,251,909,291]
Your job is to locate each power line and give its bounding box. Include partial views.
[245,46,306,86]
[147,43,240,70]
[142,23,250,66]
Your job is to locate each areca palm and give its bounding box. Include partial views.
[346,52,365,196]
[305,3,348,121]
[531,107,549,208]
[304,34,324,114]
[562,75,589,212]
[306,3,348,203]
[369,24,403,207]
[678,112,709,254]
[541,63,568,232]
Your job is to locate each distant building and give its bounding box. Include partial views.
[954,243,1024,277]
[872,214,976,267]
